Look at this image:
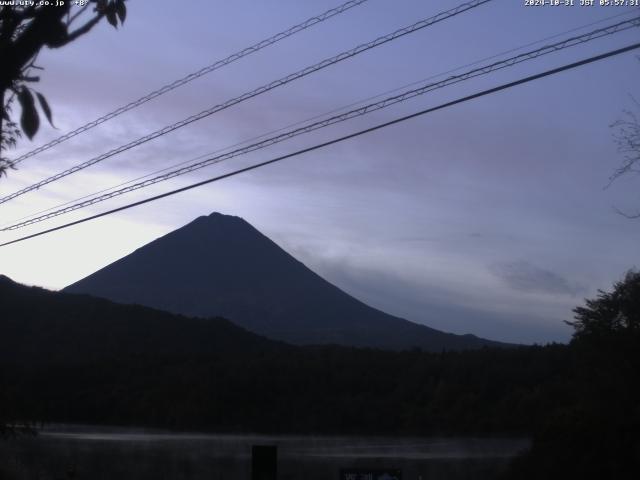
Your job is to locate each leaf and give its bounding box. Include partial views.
[35,92,55,128]
[93,0,107,12]
[106,9,118,28]
[116,0,126,24]
[17,88,39,140]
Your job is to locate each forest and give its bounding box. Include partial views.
[1,271,639,478]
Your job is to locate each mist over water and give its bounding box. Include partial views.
[0,425,529,480]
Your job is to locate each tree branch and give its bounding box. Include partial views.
[62,13,104,46]
[613,205,640,219]
[66,4,91,27]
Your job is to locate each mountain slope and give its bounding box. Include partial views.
[64,212,507,351]
[1,275,571,438]
[0,274,283,365]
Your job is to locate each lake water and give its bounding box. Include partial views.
[0,425,529,480]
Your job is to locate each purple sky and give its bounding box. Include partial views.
[0,0,638,343]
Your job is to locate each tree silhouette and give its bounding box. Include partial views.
[0,0,127,178]
[567,269,640,340]
[0,0,126,435]
[506,270,640,479]
[609,96,640,218]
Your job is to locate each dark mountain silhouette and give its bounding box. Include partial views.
[64,212,508,351]
[0,275,284,365]
[0,273,572,438]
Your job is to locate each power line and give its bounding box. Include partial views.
[334,8,640,116]
[6,7,634,230]
[9,0,371,166]
[0,0,493,206]
[4,16,638,231]
[2,41,638,249]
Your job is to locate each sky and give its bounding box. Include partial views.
[0,0,638,344]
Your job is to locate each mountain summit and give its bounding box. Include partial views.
[64,212,505,350]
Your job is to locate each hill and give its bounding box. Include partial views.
[64,212,507,351]
[0,275,568,435]
[0,273,284,366]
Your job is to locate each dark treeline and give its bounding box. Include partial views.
[505,271,640,479]
[1,275,568,435]
[1,272,639,478]
[3,345,571,436]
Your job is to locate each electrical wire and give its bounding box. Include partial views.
[0,0,493,206]
[2,41,638,248]
[9,0,371,166]
[3,16,638,232]
[5,7,635,229]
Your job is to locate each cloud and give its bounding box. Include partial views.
[292,251,572,344]
[490,260,586,296]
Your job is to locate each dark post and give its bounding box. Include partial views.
[251,445,277,480]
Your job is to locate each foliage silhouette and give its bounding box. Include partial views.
[0,0,127,177]
[2,271,639,479]
[0,276,567,435]
[505,270,640,479]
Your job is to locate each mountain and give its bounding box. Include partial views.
[0,274,569,437]
[64,212,507,351]
[0,275,283,365]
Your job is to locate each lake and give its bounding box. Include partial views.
[0,425,529,480]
